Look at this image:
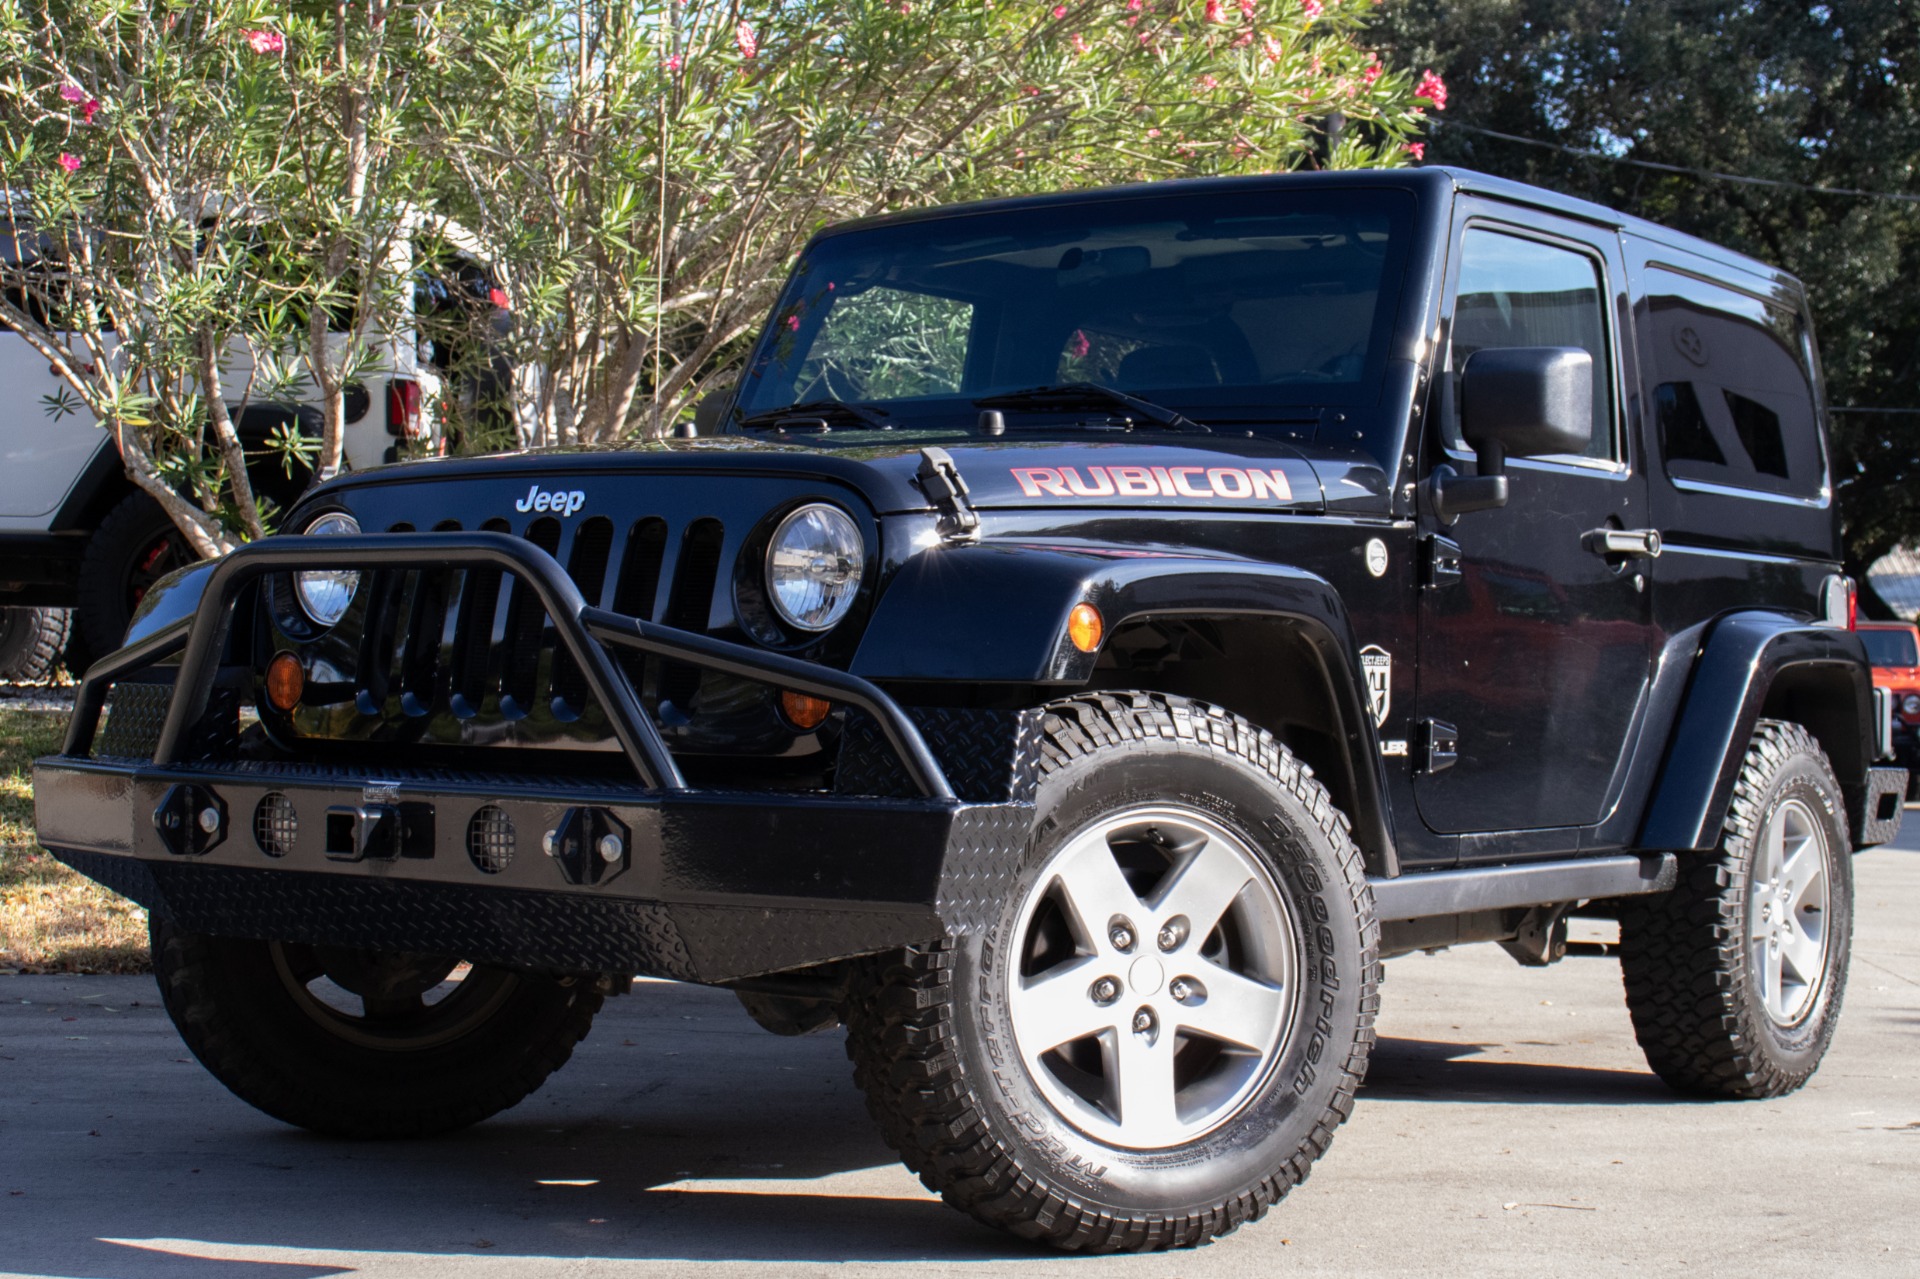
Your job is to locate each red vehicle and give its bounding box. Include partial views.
[1859,621,1920,796]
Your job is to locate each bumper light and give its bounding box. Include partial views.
[265,652,305,711]
[294,513,361,626]
[781,690,832,730]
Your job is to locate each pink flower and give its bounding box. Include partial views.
[899,0,911,11]
[1232,30,1252,46]
[83,98,100,122]
[1415,69,1447,109]
[1204,0,1223,21]
[1146,127,1161,137]
[1262,33,1283,62]
[1198,73,1220,89]
[57,152,81,173]
[1363,61,1382,86]
[735,22,758,59]
[1052,4,1066,17]
[786,315,800,331]
[662,53,683,71]
[1301,0,1322,18]
[1238,0,1256,15]
[1127,0,1143,8]
[1024,83,1041,95]
[1405,141,1425,160]
[242,29,285,55]
[59,84,86,103]
[1068,329,1091,358]
[1070,32,1090,54]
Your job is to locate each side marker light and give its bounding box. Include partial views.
[265,652,304,712]
[1068,603,1104,654]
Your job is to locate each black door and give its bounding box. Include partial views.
[1414,210,1656,835]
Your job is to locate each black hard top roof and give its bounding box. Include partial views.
[812,166,1794,294]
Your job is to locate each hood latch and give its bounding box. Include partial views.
[915,447,980,542]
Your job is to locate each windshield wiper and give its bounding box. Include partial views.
[737,399,890,431]
[973,383,1211,434]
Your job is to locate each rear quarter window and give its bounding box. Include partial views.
[1642,267,1825,499]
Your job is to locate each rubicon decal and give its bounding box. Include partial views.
[1011,464,1294,502]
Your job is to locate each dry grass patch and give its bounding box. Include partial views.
[0,708,149,973]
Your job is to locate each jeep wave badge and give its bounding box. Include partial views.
[515,484,587,516]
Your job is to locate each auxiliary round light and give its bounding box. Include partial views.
[1903,693,1920,717]
[765,503,863,632]
[294,512,360,627]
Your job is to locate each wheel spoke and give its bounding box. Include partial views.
[1011,959,1121,1054]
[1152,838,1254,939]
[1111,1023,1180,1134]
[1758,939,1785,1015]
[1051,837,1145,945]
[1779,921,1823,988]
[1172,962,1289,1052]
[1781,835,1825,909]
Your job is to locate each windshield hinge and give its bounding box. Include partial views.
[915,447,980,541]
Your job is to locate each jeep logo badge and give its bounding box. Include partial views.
[515,484,587,517]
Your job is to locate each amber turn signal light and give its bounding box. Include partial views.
[265,652,305,712]
[1068,603,1104,654]
[780,690,832,730]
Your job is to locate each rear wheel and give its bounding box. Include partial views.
[1617,719,1852,1098]
[151,915,604,1138]
[846,693,1378,1250]
[0,606,71,681]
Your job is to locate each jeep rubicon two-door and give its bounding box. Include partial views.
[32,168,1907,1251]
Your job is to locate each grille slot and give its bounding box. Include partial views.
[450,518,511,713]
[500,517,563,715]
[610,517,670,694]
[550,516,616,715]
[253,792,298,857]
[658,519,726,713]
[467,805,515,874]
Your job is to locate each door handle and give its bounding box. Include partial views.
[1582,528,1662,559]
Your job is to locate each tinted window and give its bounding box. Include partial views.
[1644,267,1824,498]
[1449,229,1614,460]
[734,188,1416,438]
[1861,629,1919,667]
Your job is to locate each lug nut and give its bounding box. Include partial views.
[1090,977,1120,1005]
[542,830,558,857]
[1158,915,1189,952]
[1132,1007,1156,1035]
[1169,978,1191,1002]
[597,832,624,863]
[1109,921,1136,952]
[197,807,221,834]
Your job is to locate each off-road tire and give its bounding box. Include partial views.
[69,490,194,676]
[1617,719,1853,1098]
[0,606,71,682]
[844,692,1379,1251]
[151,915,604,1138]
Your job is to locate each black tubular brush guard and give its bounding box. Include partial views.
[33,533,1034,984]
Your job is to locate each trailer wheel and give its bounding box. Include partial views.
[151,916,604,1138]
[845,692,1378,1250]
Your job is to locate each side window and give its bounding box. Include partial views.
[1642,267,1824,498]
[1448,228,1615,461]
[793,286,971,402]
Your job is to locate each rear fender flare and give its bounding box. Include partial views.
[1638,611,1872,851]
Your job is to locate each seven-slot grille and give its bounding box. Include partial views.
[324,513,730,726]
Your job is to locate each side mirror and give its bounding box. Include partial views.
[1430,347,1593,522]
[688,388,733,438]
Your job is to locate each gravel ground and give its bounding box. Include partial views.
[0,684,75,715]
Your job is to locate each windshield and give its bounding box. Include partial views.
[733,187,1414,438]
[1861,628,1919,667]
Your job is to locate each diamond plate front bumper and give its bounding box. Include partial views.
[33,533,1033,983]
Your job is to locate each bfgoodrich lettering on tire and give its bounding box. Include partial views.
[845,692,1379,1251]
[1617,719,1853,1098]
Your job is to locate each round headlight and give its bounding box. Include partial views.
[765,503,863,632]
[294,512,361,627]
[1903,693,1920,717]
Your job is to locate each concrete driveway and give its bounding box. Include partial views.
[3,838,1915,1279]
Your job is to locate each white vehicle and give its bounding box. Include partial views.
[0,220,508,676]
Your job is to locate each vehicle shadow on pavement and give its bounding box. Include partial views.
[1362,1036,1678,1105]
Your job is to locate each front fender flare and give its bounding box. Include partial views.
[851,542,1396,873]
[1638,612,1872,851]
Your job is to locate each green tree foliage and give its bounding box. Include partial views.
[1375,0,1920,592]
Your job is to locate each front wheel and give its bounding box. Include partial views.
[1617,719,1853,1098]
[846,693,1378,1251]
[151,916,604,1138]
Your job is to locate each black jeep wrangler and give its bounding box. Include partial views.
[33,168,1908,1251]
